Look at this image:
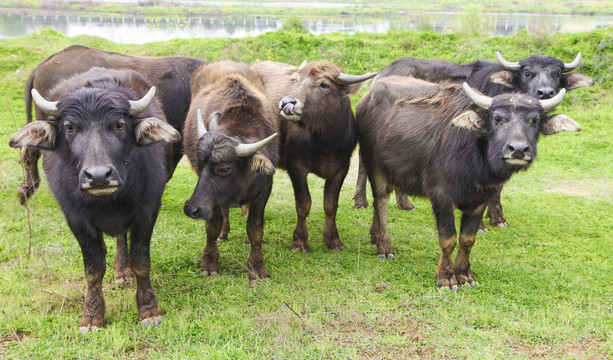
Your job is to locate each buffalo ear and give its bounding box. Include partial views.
[562,73,595,91]
[450,111,487,134]
[249,154,276,175]
[541,114,582,135]
[489,71,517,88]
[135,117,181,145]
[9,121,56,150]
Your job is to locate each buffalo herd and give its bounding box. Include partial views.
[10,45,593,331]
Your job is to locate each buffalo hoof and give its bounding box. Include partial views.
[325,239,346,251]
[353,197,369,209]
[79,325,101,335]
[495,222,508,228]
[114,274,134,286]
[141,315,163,327]
[290,242,309,253]
[216,235,227,243]
[18,185,38,205]
[377,253,395,260]
[202,270,218,276]
[395,196,415,211]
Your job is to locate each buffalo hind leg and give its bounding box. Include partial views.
[217,207,231,243]
[370,171,394,259]
[486,188,507,228]
[353,155,369,209]
[18,147,41,205]
[394,190,415,211]
[201,208,222,275]
[454,206,485,288]
[322,168,348,251]
[113,234,134,285]
[130,218,162,327]
[288,166,311,252]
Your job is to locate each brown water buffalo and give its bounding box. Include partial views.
[183,61,279,281]
[9,68,181,332]
[354,52,594,230]
[18,45,205,204]
[356,76,580,290]
[252,60,375,252]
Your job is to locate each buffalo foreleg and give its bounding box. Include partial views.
[73,225,107,334]
[201,208,222,275]
[113,233,134,285]
[130,216,162,327]
[245,195,270,282]
[18,147,41,205]
[288,166,311,252]
[394,190,415,211]
[454,206,484,288]
[353,155,369,209]
[432,202,459,291]
[323,168,348,251]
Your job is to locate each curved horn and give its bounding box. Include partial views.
[462,82,493,109]
[299,60,307,70]
[129,86,156,115]
[496,51,520,71]
[197,108,207,139]
[235,133,278,157]
[335,72,377,85]
[31,89,59,115]
[539,88,566,112]
[563,52,581,72]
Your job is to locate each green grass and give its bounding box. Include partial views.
[0,28,612,359]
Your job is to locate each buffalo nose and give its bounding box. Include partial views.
[537,88,556,99]
[184,202,202,219]
[83,166,113,187]
[508,142,531,158]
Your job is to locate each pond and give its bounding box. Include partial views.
[1,10,611,44]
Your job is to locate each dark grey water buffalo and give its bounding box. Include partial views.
[354,52,593,230]
[18,45,205,204]
[183,61,279,281]
[252,60,375,253]
[9,68,181,332]
[356,76,580,290]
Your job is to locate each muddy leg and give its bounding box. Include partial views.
[322,167,348,251]
[217,207,230,243]
[201,208,222,275]
[370,171,394,259]
[288,166,311,252]
[113,233,134,285]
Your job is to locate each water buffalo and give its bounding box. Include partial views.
[18,45,205,204]
[9,68,181,332]
[354,52,594,230]
[183,61,279,281]
[356,76,580,290]
[252,60,375,252]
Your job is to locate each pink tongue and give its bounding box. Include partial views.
[283,103,294,115]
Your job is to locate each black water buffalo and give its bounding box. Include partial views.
[354,52,593,229]
[9,68,181,332]
[356,76,580,290]
[18,45,205,204]
[252,60,375,252]
[183,61,279,281]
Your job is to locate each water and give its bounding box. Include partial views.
[1,10,611,44]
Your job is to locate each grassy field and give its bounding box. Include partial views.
[0,26,612,359]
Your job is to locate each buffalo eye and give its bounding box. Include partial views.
[493,115,501,123]
[64,122,75,133]
[530,117,539,125]
[552,71,561,78]
[523,71,531,78]
[215,165,233,177]
[114,121,125,132]
[318,82,330,89]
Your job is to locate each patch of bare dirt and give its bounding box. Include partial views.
[542,178,612,200]
[510,338,608,359]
